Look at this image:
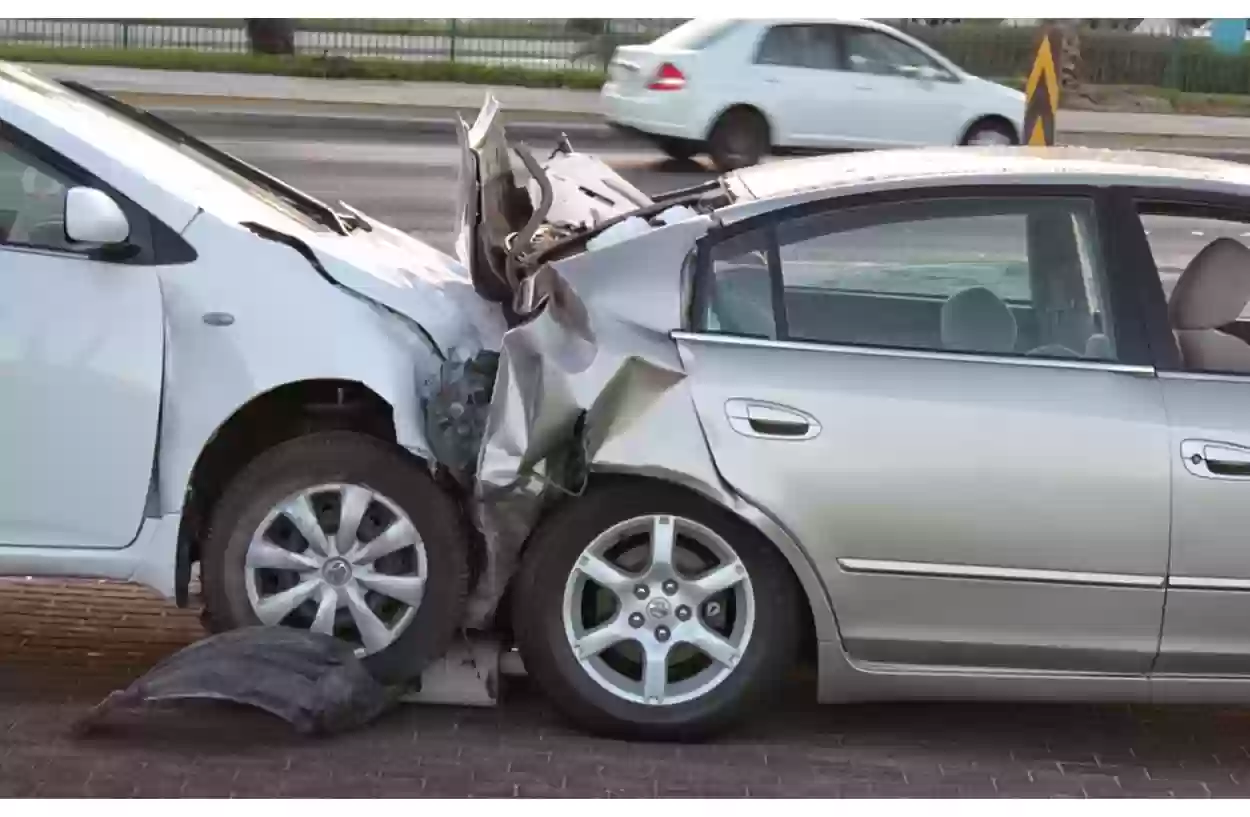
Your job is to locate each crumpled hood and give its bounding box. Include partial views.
[297,210,507,358]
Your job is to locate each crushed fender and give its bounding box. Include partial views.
[73,627,399,737]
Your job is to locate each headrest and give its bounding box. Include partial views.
[1169,238,1250,331]
[941,286,1018,354]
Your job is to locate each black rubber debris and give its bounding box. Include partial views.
[73,626,399,737]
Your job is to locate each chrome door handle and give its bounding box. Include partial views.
[725,399,821,440]
[1181,439,1250,479]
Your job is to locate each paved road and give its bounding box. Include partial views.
[6,578,1250,798]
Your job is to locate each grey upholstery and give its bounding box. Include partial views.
[941,286,1018,354]
[1169,238,1250,374]
[1084,333,1114,360]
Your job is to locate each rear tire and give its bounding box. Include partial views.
[512,480,801,741]
[708,107,769,172]
[200,431,470,685]
[655,137,699,162]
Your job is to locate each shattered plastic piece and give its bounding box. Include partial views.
[422,349,501,486]
[654,205,698,226]
[73,627,398,737]
[585,216,652,252]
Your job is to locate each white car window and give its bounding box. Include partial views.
[0,134,75,252]
[704,197,1115,361]
[755,24,840,71]
[842,27,941,77]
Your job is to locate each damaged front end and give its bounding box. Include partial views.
[426,95,730,627]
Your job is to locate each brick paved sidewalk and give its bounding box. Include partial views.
[4,578,1250,797]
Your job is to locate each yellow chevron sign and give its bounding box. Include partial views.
[1023,28,1060,146]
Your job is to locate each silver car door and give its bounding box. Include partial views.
[1128,197,1250,684]
[676,187,1170,675]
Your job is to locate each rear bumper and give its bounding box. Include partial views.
[600,83,705,142]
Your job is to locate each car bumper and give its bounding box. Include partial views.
[600,83,705,142]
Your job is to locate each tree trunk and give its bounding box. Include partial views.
[245,19,296,56]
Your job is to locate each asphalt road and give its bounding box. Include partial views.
[198,124,1241,284]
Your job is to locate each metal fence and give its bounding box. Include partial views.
[0,18,683,71]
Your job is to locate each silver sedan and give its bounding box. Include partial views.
[465,110,1250,740]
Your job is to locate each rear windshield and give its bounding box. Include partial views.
[649,19,738,50]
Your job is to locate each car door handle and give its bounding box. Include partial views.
[724,399,821,440]
[1181,439,1250,479]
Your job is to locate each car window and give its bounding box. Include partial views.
[1136,207,1250,374]
[755,24,840,71]
[701,196,1117,361]
[842,27,941,77]
[0,134,76,252]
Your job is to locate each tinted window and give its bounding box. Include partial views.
[702,197,1116,361]
[842,27,942,76]
[755,24,840,70]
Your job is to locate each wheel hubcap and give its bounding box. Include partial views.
[561,514,755,707]
[243,483,427,657]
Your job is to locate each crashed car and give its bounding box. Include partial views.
[11,61,1250,742]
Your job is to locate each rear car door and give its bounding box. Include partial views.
[0,124,164,548]
[676,186,1171,674]
[832,25,969,147]
[1124,191,1250,683]
[742,23,856,149]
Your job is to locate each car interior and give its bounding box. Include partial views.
[1166,236,1250,374]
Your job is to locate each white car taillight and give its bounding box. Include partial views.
[647,62,687,91]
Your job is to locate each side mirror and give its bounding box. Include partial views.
[64,187,130,246]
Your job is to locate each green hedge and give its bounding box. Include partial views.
[900,23,1250,96]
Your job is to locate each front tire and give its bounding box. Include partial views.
[200,431,470,685]
[512,480,801,741]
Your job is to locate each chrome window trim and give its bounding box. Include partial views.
[1168,576,1250,591]
[837,557,1164,589]
[1158,370,1250,386]
[672,331,1156,376]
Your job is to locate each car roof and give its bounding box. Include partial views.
[719,146,1250,222]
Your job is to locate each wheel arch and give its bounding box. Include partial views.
[958,113,1021,146]
[172,377,417,605]
[502,468,837,663]
[703,102,774,146]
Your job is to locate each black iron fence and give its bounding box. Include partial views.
[0,19,683,71]
[5,18,1250,94]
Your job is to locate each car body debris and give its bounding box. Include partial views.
[74,627,399,737]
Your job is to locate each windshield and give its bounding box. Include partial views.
[650,19,738,50]
[0,64,342,233]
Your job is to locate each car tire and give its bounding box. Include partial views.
[511,480,801,741]
[200,431,470,685]
[707,107,769,172]
[655,137,699,162]
[961,118,1019,147]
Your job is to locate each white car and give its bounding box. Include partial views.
[601,18,1027,171]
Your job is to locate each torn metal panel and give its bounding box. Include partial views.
[75,627,397,737]
[464,267,688,626]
